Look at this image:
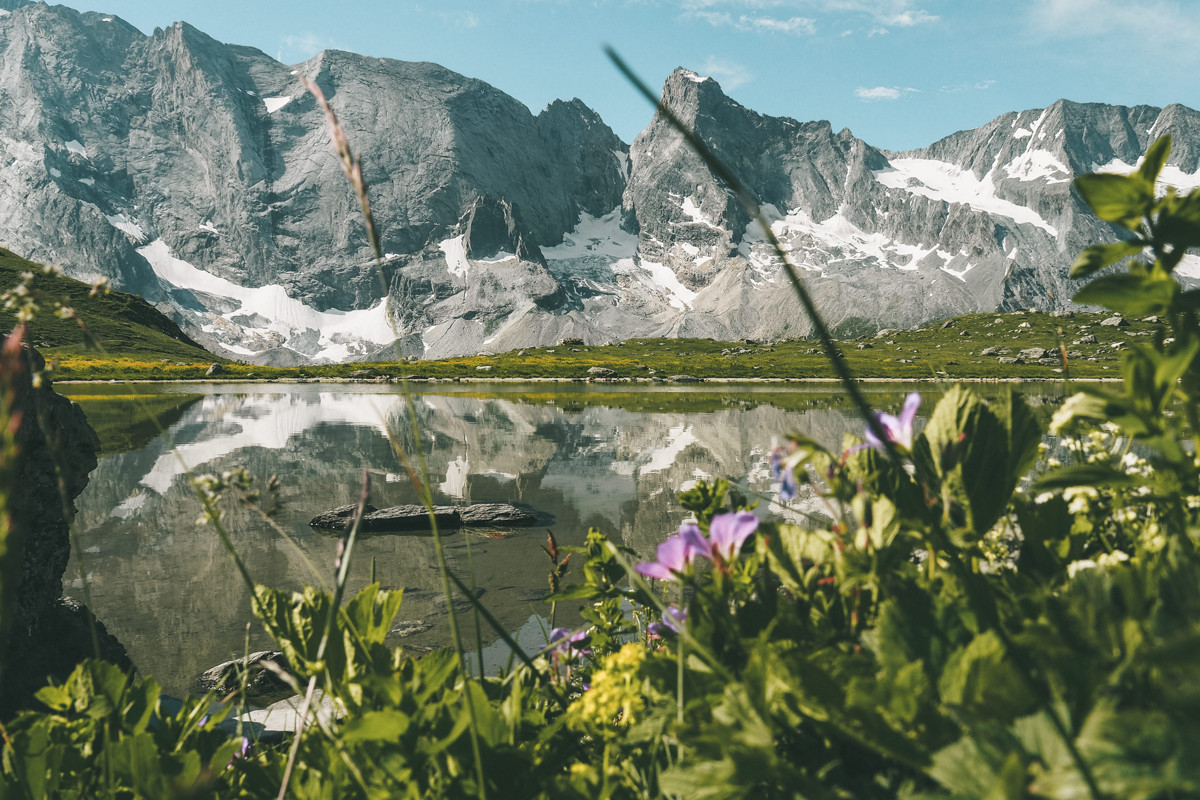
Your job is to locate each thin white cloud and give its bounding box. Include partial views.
[679,1,938,32]
[738,14,816,33]
[855,85,919,101]
[276,33,338,64]
[439,10,480,28]
[689,7,816,34]
[940,78,996,94]
[1030,0,1200,55]
[699,56,754,89]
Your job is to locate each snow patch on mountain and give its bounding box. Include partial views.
[262,96,292,113]
[613,257,696,310]
[105,213,146,242]
[874,158,1058,234]
[741,205,935,274]
[680,196,721,230]
[63,139,87,158]
[138,239,396,362]
[1093,159,1200,193]
[439,235,470,279]
[542,209,637,261]
[1178,254,1200,279]
[1004,150,1070,183]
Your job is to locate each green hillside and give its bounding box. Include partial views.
[0,247,218,363]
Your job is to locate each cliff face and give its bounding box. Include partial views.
[1,3,1198,363]
[0,333,129,717]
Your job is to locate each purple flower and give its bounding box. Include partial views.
[648,604,688,639]
[549,627,589,661]
[708,511,759,562]
[636,523,709,580]
[226,736,251,769]
[770,445,799,501]
[864,392,921,452]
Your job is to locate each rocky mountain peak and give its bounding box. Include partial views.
[461,196,542,263]
[2,8,1199,364]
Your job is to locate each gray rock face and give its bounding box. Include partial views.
[2,4,1199,363]
[0,335,129,716]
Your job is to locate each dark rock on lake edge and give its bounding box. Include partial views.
[309,502,543,533]
[1,336,132,718]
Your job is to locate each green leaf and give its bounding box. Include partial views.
[1033,464,1139,491]
[1074,173,1153,231]
[341,710,411,743]
[342,583,404,645]
[1049,391,1113,433]
[919,386,1030,538]
[1072,272,1178,317]
[1138,135,1171,187]
[1070,240,1145,278]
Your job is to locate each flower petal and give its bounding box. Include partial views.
[636,561,675,581]
[708,511,759,561]
[678,524,711,563]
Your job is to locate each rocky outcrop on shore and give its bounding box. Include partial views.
[0,334,131,718]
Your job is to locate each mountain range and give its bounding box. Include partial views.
[2,0,1199,365]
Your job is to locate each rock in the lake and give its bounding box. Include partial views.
[458,503,537,527]
[308,503,379,529]
[197,651,296,706]
[310,503,538,532]
[361,505,462,532]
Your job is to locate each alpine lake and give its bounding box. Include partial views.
[61,380,1068,699]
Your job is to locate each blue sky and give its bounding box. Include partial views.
[49,0,1200,151]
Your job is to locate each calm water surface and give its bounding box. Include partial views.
[62,382,1062,696]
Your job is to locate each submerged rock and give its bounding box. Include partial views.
[309,502,537,533]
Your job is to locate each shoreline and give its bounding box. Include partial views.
[54,376,1121,385]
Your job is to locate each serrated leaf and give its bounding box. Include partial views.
[1074,173,1152,230]
[341,710,411,743]
[1070,240,1145,278]
[1072,272,1178,316]
[1138,135,1171,187]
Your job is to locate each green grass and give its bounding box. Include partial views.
[1,247,220,365]
[45,309,1146,383]
[60,389,203,456]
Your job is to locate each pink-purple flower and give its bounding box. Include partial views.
[648,605,687,638]
[708,511,759,562]
[635,523,709,580]
[770,445,799,501]
[637,512,760,580]
[864,392,921,452]
[549,627,589,662]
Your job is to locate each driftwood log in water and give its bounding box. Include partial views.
[309,503,538,533]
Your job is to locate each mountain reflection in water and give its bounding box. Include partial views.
[64,382,1060,697]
